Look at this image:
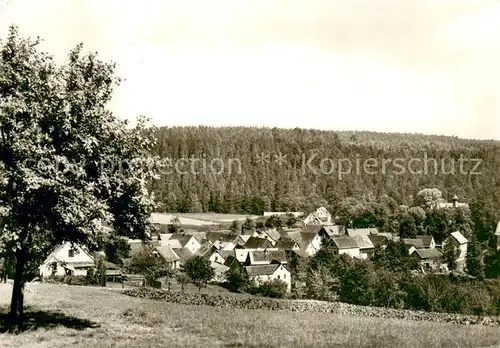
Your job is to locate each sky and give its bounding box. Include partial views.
[0,0,499,140]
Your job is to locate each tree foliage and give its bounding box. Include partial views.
[183,256,215,291]
[0,26,160,329]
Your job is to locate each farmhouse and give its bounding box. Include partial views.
[368,235,389,249]
[319,225,345,238]
[401,238,425,250]
[303,207,332,225]
[328,236,360,258]
[244,263,291,292]
[245,250,287,266]
[442,231,468,272]
[352,234,375,259]
[297,231,323,257]
[346,228,378,237]
[39,242,95,278]
[152,245,181,269]
[160,233,201,254]
[197,243,226,265]
[411,248,442,272]
[275,239,300,251]
[243,236,275,250]
[415,235,436,249]
[172,247,193,266]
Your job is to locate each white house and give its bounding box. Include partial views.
[415,235,436,249]
[39,242,95,278]
[329,236,360,258]
[495,221,500,250]
[442,231,468,272]
[352,234,375,260]
[160,233,201,254]
[303,207,332,225]
[244,263,291,293]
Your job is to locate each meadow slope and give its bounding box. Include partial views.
[1,283,500,348]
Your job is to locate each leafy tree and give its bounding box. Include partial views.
[284,213,297,229]
[0,27,159,330]
[372,241,418,273]
[465,236,484,279]
[104,236,131,265]
[484,249,500,279]
[415,188,444,209]
[183,256,215,291]
[225,267,249,292]
[175,272,190,292]
[241,217,254,234]
[229,220,239,234]
[442,237,460,271]
[338,260,377,306]
[264,215,283,229]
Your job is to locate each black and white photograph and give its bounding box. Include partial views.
[0,0,500,347]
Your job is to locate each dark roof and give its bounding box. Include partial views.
[219,250,235,259]
[223,254,242,268]
[153,245,180,263]
[243,237,272,249]
[248,250,287,263]
[244,264,281,277]
[402,239,425,248]
[368,235,388,247]
[331,236,359,249]
[352,235,374,250]
[275,240,299,250]
[320,225,344,237]
[302,225,323,234]
[415,235,434,248]
[264,229,282,242]
[346,228,378,237]
[168,233,195,247]
[197,242,218,258]
[128,241,147,257]
[206,232,237,243]
[413,248,442,260]
[172,248,193,263]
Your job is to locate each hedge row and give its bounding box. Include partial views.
[122,287,500,327]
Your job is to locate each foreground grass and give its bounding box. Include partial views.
[1,283,500,347]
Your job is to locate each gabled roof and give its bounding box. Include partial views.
[275,240,299,250]
[247,250,287,264]
[206,232,237,243]
[219,250,235,260]
[264,228,282,242]
[302,225,323,234]
[331,236,359,249]
[244,264,281,277]
[197,242,218,258]
[223,254,242,268]
[154,245,180,263]
[347,228,378,237]
[402,238,425,248]
[162,239,183,249]
[413,248,442,260]
[243,237,273,249]
[128,240,148,257]
[415,235,434,248]
[352,235,375,250]
[450,231,468,245]
[167,233,197,247]
[236,235,251,244]
[321,225,344,237]
[368,235,388,247]
[172,248,193,263]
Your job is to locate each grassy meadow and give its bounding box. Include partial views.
[1,283,500,348]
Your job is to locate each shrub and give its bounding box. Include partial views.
[249,279,288,298]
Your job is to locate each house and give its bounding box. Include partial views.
[319,225,345,238]
[242,237,275,250]
[152,245,181,269]
[328,236,360,258]
[303,207,332,225]
[442,231,468,272]
[244,264,291,292]
[197,243,226,265]
[245,250,288,266]
[402,238,425,250]
[346,228,379,237]
[275,239,300,251]
[213,240,236,251]
[415,235,436,249]
[172,247,193,266]
[160,233,201,254]
[368,235,389,249]
[352,234,375,259]
[205,232,237,244]
[263,229,282,244]
[436,195,469,209]
[39,242,95,278]
[251,231,278,246]
[234,235,252,246]
[412,248,442,272]
[212,262,230,282]
[298,232,323,257]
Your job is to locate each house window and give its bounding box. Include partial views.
[68,249,75,258]
[278,275,280,280]
[215,256,218,262]
[284,273,286,279]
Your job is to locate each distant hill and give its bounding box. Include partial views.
[149,126,500,215]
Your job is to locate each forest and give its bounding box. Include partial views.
[149,126,500,218]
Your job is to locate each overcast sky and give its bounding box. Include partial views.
[1,0,499,140]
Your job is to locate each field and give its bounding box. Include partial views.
[1,283,500,347]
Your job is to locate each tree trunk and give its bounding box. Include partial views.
[8,248,27,332]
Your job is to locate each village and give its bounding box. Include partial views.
[36,196,500,295]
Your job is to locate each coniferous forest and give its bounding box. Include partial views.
[149,126,500,224]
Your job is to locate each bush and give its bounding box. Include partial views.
[249,279,288,298]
